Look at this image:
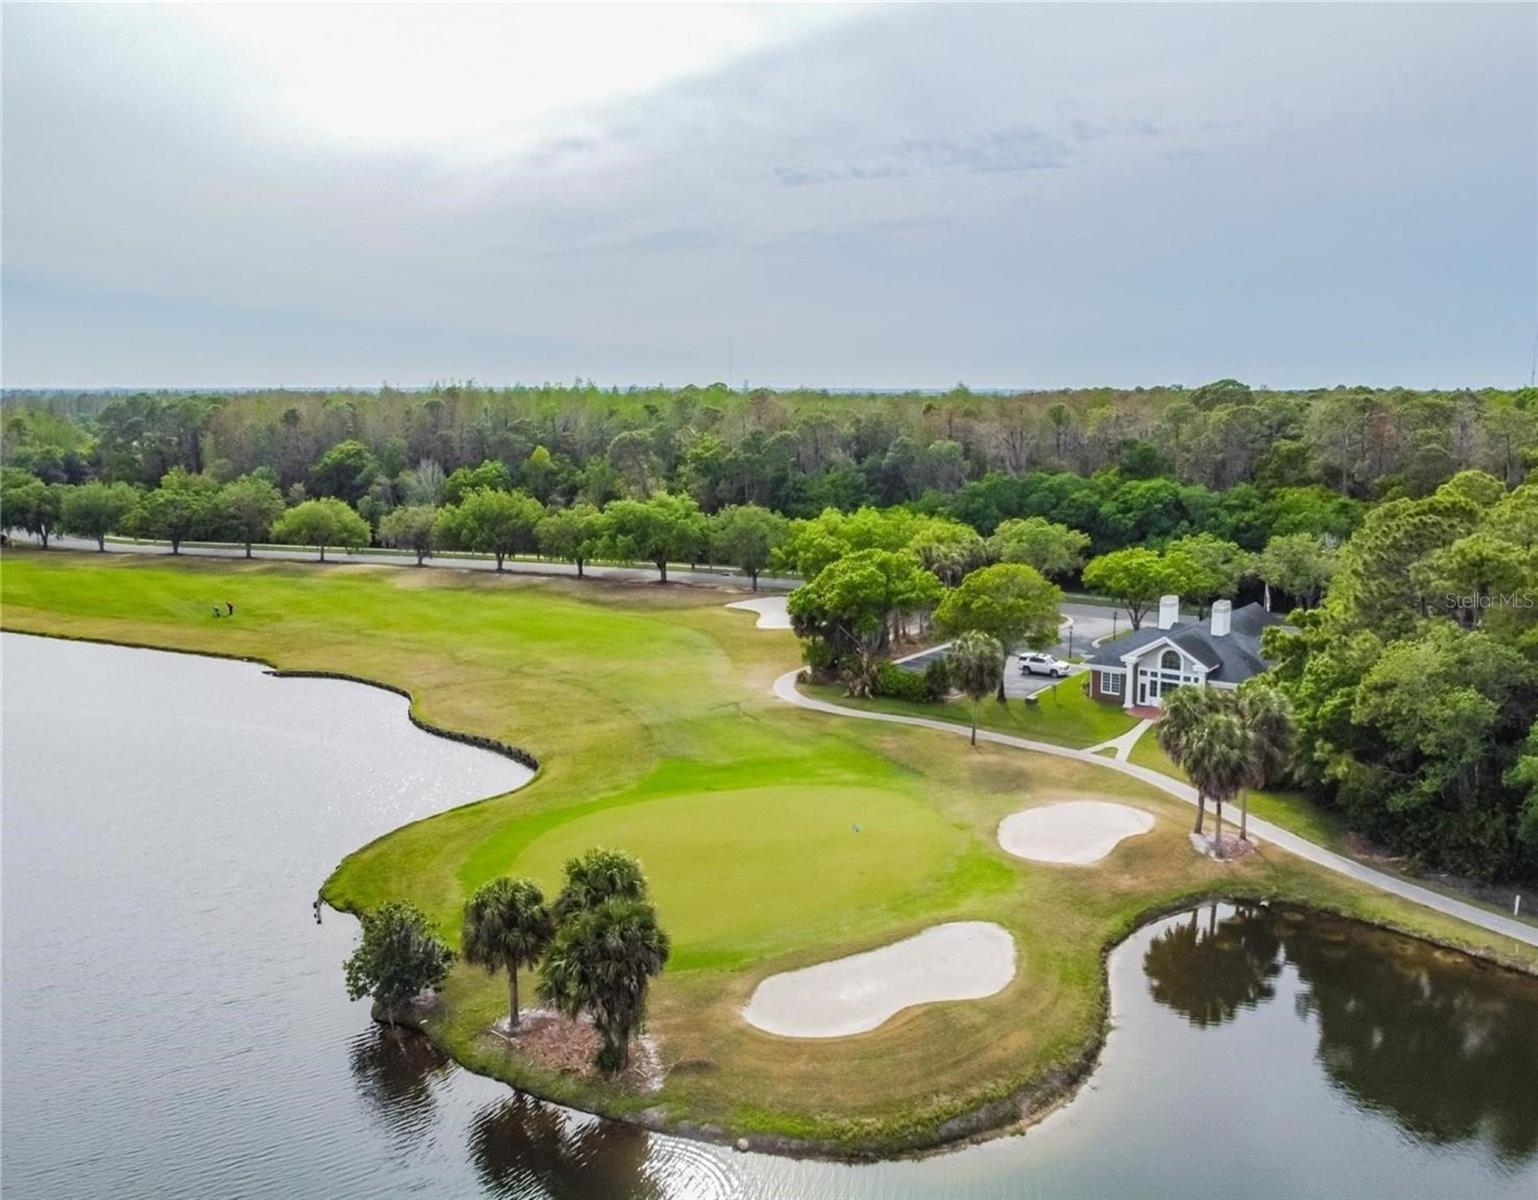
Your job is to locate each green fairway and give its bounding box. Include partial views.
[3,548,1531,1154]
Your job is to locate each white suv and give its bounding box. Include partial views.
[1019,652,1070,678]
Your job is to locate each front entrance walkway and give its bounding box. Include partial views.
[1086,718,1154,762]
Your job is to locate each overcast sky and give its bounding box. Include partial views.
[3,2,1534,391]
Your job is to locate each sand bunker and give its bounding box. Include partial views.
[725,595,791,629]
[998,800,1155,865]
[742,921,1015,1038]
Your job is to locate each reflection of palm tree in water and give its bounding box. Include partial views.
[1283,913,1538,1165]
[1142,904,1282,1028]
[468,1093,667,1200]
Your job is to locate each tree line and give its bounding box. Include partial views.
[0,468,792,586]
[0,457,1346,617]
[1263,471,1538,883]
[5,379,1533,525]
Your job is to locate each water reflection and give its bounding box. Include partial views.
[1285,912,1538,1164]
[1143,904,1283,1026]
[347,1025,454,1146]
[468,1095,664,1200]
[1144,903,1538,1167]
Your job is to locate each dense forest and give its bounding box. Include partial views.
[5,379,1535,514]
[3,380,1536,882]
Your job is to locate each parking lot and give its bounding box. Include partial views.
[894,600,1134,701]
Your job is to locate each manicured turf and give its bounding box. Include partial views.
[807,673,1138,748]
[4,548,1533,1152]
[511,783,979,971]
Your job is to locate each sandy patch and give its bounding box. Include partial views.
[725,595,791,629]
[998,800,1155,865]
[742,921,1015,1038]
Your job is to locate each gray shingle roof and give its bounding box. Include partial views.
[1085,602,1280,684]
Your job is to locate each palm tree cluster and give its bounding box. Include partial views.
[1155,683,1296,855]
[461,848,670,1074]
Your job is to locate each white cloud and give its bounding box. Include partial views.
[67,3,863,159]
[2,2,1533,388]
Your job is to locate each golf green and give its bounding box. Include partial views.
[511,784,965,969]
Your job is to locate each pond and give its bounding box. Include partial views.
[3,632,1535,1199]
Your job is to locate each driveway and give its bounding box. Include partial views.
[895,643,1080,700]
[1056,600,1136,658]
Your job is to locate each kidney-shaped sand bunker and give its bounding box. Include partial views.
[998,800,1155,865]
[742,921,1016,1038]
[724,595,791,629]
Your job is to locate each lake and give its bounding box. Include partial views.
[3,632,1535,1198]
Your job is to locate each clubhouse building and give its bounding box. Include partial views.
[1085,595,1280,711]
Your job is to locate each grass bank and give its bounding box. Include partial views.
[804,675,1137,749]
[3,548,1534,1155]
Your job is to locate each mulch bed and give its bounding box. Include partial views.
[1188,831,1259,861]
[488,1009,663,1092]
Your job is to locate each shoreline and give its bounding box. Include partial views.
[4,621,1537,1162]
[376,887,1538,1164]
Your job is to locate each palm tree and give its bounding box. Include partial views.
[946,630,1005,745]
[551,848,647,922]
[1157,685,1220,834]
[1236,683,1296,843]
[1185,710,1252,856]
[539,897,671,1072]
[461,877,555,1030]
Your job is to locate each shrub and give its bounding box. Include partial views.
[874,660,935,703]
[923,657,952,700]
[800,637,841,682]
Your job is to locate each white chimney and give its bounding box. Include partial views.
[1211,599,1232,638]
[1158,594,1180,630]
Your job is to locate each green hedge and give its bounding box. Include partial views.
[874,659,946,703]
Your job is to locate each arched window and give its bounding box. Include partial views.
[1160,649,1182,672]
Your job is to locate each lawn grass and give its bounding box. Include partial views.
[4,547,1535,1153]
[805,673,1139,749]
[1129,726,1361,850]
